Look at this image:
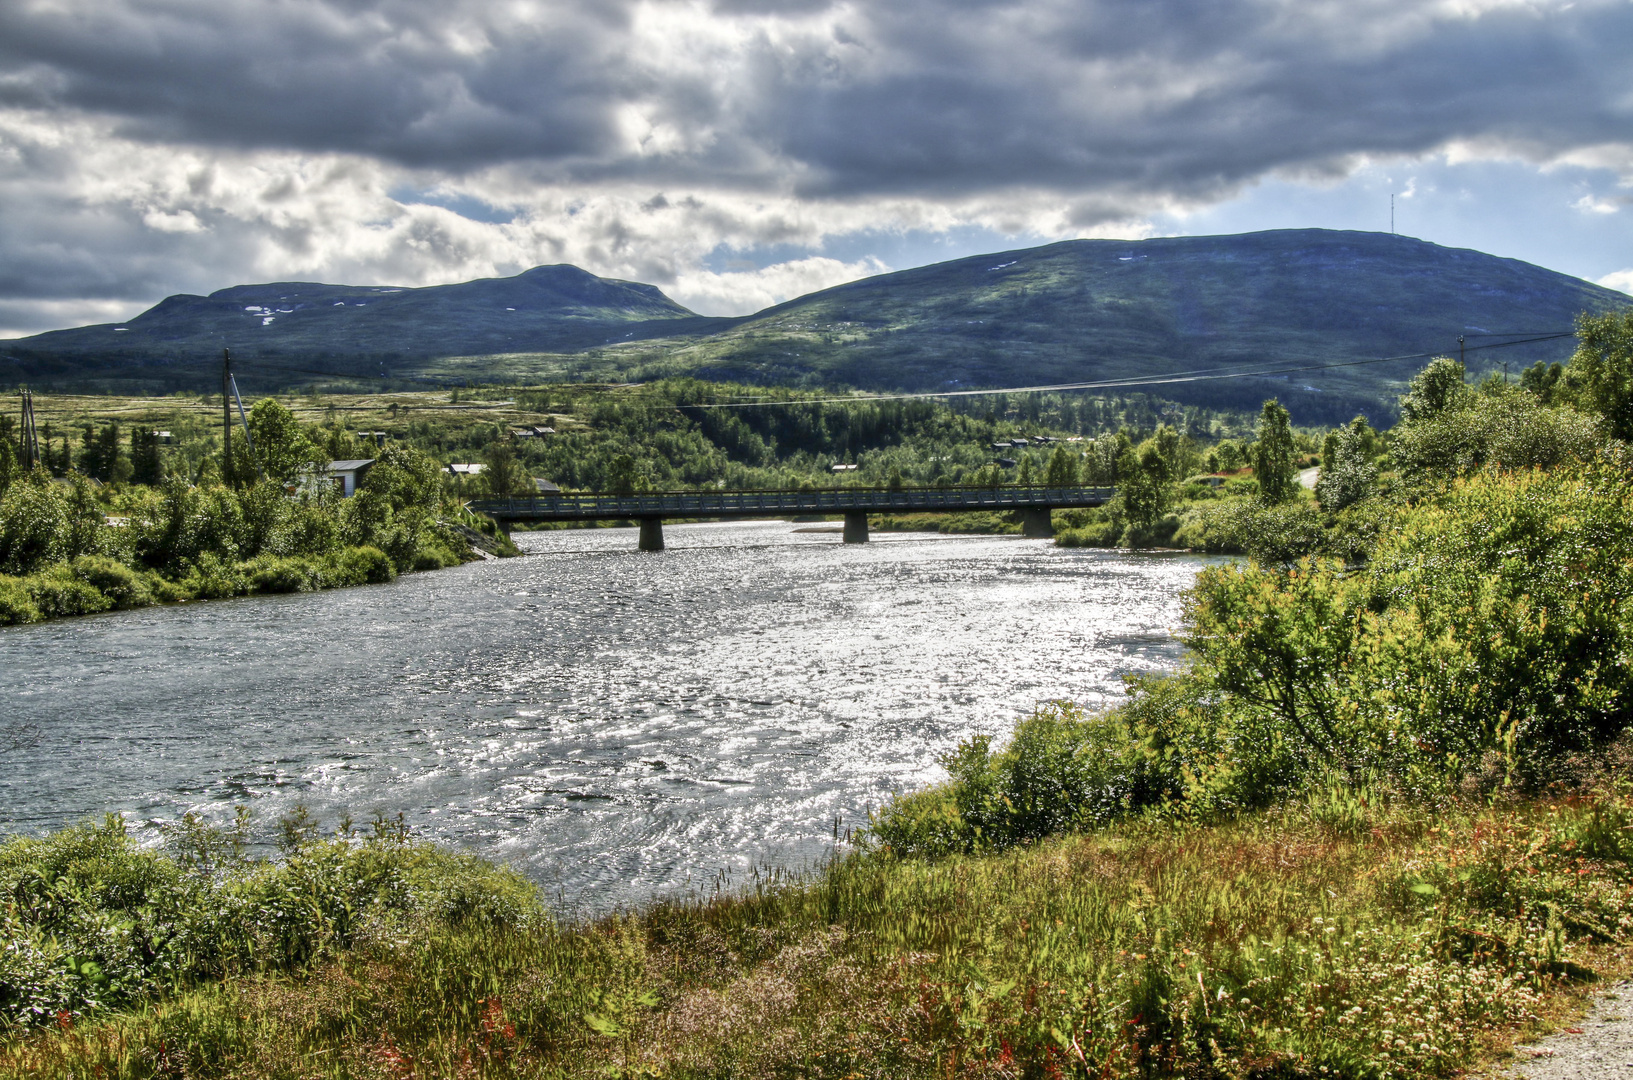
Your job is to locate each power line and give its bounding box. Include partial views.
[674,333,1576,410]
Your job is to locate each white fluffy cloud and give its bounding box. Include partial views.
[1600,270,1633,297]
[1,0,1631,336]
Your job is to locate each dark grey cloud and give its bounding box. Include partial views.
[1,0,1631,335]
[2,0,1628,191]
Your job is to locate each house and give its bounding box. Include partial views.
[325,459,375,497]
[534,478,561,493]
[447,463,486,478]
[831,463,858,472]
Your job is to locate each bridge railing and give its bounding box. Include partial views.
[467,485,1115,521]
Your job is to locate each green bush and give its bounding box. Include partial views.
[328,545,396,586]
[1119,512,1181,548]
[0,478,69,575]
[1055,520,1122,547]
[0,815,545,1026]
[1179,456,1633,806]
[245,555,324,594]
[68,554,156,609]
[870,699,1183,856]
[177,552,249,600]
[24,567,112,618]
[0,577,42,625]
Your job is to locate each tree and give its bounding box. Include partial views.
[1043,445,1078,486]
[603,452,643,496]
[1564,308,1633,441]
[246,399,321,483]
[0,433,15,499]
[1314,417,1377,512]
[130,428,165,486]
[1117,440,1172,527]
[1398,356,1469,424]
[1252,399,1298,505]
[1520,360,1565,405]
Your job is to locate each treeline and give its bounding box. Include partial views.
[0,400,494,625]
[876,308,1633,856]
[478,380,1253,495]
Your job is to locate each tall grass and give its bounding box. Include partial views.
[5,786,1629,1078]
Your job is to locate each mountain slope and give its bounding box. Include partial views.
[4,230,1627,422]
[3,264,734,381]
[660,230,1629,422]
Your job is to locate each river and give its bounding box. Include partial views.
[0,522,1216,912]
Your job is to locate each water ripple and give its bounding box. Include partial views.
[0,521,1219,911]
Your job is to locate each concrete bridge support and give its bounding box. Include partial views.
[843,511,869,544]
[638,516,665,552]
[1021,507,1054,539]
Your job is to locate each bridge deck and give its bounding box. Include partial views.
[467,485,1114,522]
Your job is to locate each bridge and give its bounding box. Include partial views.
[466,484,1115,550]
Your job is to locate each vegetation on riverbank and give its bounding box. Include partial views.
[0,401,517,625]
[6,310,1632,1076]
[5,782,1632,1079]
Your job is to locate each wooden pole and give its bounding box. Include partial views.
[222,348,233,485]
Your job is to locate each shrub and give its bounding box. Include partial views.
[328,545,396,586]
[0,815,545,1027]
[0,477,68,575]
[176,552,249,600]
[1180,457,1633,803]
[245,555,324,594]
[869,699,1183,856]
[1119,512,1181,548]
[24,567,112,618]
[69,554,156,610]
[0,577,42,625]
[1055,520,1122,547]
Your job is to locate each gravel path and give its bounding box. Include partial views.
[1497,982,1633,1080]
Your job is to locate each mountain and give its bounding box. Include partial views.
[1,264,732,385]
[4,230,1628,423]
[666,230,1630,423]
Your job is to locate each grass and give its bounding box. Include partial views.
[5,784,1630,1079]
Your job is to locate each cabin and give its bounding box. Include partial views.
[447,463,486,479]
[325,459,375,497]
[533,478,561,493]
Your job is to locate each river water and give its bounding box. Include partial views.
[1,522,1214,912]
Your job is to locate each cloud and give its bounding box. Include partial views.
[1600,270,1633,296]
[1,0,1631,335]
[670,255,891,315]
[1574,194,1631,215]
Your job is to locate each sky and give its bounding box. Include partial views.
[1,0,1630,339]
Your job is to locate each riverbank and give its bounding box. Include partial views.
[0,515,517,627]
[4,783,1626,1079]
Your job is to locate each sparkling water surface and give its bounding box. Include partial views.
[0,522,1217,912]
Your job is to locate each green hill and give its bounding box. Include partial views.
[4,230,1627,423]
[655,229,1629,423]
[1,264,734,389]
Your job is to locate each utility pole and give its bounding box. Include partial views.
[19,389,39,470]
[1459,335,1465,367]
[221,348,233,486]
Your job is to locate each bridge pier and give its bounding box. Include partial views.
[842,511,869,544]
[1021,507,1054,539]
[638,516,665,552]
